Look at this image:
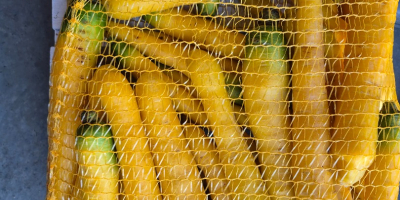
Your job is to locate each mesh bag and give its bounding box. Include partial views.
[47,0,400,199]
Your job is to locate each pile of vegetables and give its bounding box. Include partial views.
[47,0,400,200]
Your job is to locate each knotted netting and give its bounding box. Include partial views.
[47,0,400,199]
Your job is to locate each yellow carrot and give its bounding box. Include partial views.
[243,25,293,199]
[322,0,347,122]
[74,112,119,200]
[100,0,211,20]
[47,2,106,199]
[108,22,190,71]
[156,63,199,98]
[186,48,268,199]
[183,125,230,200]
[323,2,355,199]
[143,8,246,58]
[158,65,247,125]
[110,41,207,126]
[353,98,400,200]
[89,65,161,200]
[108,24,250,126]
[108,22,267,199]
[331,0,397,186]
[291,0,337,198]
[353,11,400,197]
[334,185,353,200]
[136,71,207,200]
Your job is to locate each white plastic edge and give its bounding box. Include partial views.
[50,0,67,70]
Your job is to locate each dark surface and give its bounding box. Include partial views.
[0,1,399,200]
[395,28,400,93]
[0,1,52,199]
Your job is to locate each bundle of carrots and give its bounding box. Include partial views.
[47,0,399,200]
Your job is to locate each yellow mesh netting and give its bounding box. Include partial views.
[47,0,400,199]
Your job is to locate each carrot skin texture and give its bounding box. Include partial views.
[243,26,294,200]
[110,42,207,125]
[143,8,246,58]
[74,123,119,200]
[135,72,207,200]
[354,101,400,200]
[108,23,268,199]
[47,2,106,199]
[89,65,162,200]
[291,0,338,199]
[183,125,231,200]
[100,0,211,20]
[331,0,397,186]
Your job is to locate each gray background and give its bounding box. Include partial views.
[0,1,399,199]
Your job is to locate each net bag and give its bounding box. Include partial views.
[47,0,400,199]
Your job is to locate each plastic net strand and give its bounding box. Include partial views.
[47,0,400,200]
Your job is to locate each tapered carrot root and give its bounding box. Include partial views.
[243,25,294,200]
[183,125,230,200]
[136,71,207,200]
[291,0,338,199]
[331,0,397,186]
[89,65,162,200]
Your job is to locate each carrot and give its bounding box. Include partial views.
[324,2,355,199]
[135,71,207,200]
[143,8,246,58]
[89,65,161,200]
[157,63,245,122]
[100,0,211,20]
[185,48,267,199]
[107,23,267,199]
[353,18,399,198]
[380,46,399,109]
[353,99,400,200]
[331,0,397,186]
[291,0,337,198]
[334,185,353,200]
[108,25,248,126]
[322,0,347,122]
[243,25,293,199]
[108,22,190,72]
[159,61,244,105]
[110,41,207,126]
[74,111,119,200]
[183,125,230,200]
[155,62,198,98]
[47,1,106,199]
